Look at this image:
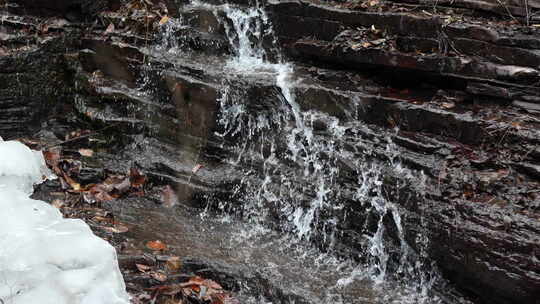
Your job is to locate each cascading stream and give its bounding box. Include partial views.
[151,1,467,303]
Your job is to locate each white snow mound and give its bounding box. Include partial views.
[0,140,130,304]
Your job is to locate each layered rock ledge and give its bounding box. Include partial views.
[1,0,539,303]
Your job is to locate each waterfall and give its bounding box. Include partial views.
[152,1,455,303]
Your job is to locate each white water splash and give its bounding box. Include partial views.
[157,1,450,303]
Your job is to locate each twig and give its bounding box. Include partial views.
[432,0,440,13]
[520,144,537,161]
[525,0,530,26]
[42,123,119,150]
[438,30,461,55]
[496,0,520,24]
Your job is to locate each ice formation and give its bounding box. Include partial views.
[0,140,129,304]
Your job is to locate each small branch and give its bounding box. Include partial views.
[42,123,119,150]
[496,0,520,24]
[525,0,530,26]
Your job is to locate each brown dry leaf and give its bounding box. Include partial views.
[114,177,132,194]
[161,185,179,208]
[63,172,81,191]
[101,224,129,233]
[181,276,222,294]
[146,240,168,251]
[190,285,201,293]
[136,264,152,272]
[130,167,147,188]
[370,38,386,46]
[85,110,96,119]
[192,164,204,174]
[84,185,115,203]
[41,18,69,33]
[94,175,131,198]
[463,185,474,199]
[166,256,182,271]
[159,15,170,25]
[178,276,239,303]
[104,23,115,35]
[51,199,65,209]
[350,43,362,50]
[132,293,152,304]
[511,121,522,129]
[92,216,112,223]
[43,149,61,171]
[82,169,145,203]
[151,271,168,282]
[211,293,241,304]
[442,101,455,109]
[78,149,94,157]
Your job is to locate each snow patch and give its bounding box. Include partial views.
[0,140,129,304]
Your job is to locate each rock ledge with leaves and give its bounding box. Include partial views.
[0,139,129,304]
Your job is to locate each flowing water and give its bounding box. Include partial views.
[131,1,473,303]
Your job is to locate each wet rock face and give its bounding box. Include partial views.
[1,0,540,303]
[263,1,540,302]
[0,39,75,139]
[7,0,112,20]
[424,199,540,304]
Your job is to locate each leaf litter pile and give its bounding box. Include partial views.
[20,134,239,304]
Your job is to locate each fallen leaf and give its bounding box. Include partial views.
[78,148,94,157]
[370,38,386,46]
[83,185,115,203]
[511,121,522,129]
[43,149,61,173]
[146,240,168,251]
[145,275,238,303]
[442,101,455,109]
[92,216,114,223]
[51,199,65,209]
[104,23,115,35]
[41,18,69,33]
[162,185,179,208]
[96,175,131,197]
[166,256,182,271]
[182,276,222,292]
[151,271,168,282]
[63,172,81,191]
[101,224,129,233]
[192,164,204,174]
[133,293,152,303]
[159,15,170,25]
[351,43,363,50]
[211,293,241,304]
[136,264,152,272]
[361,41,372,48]
[130,167,147,188]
